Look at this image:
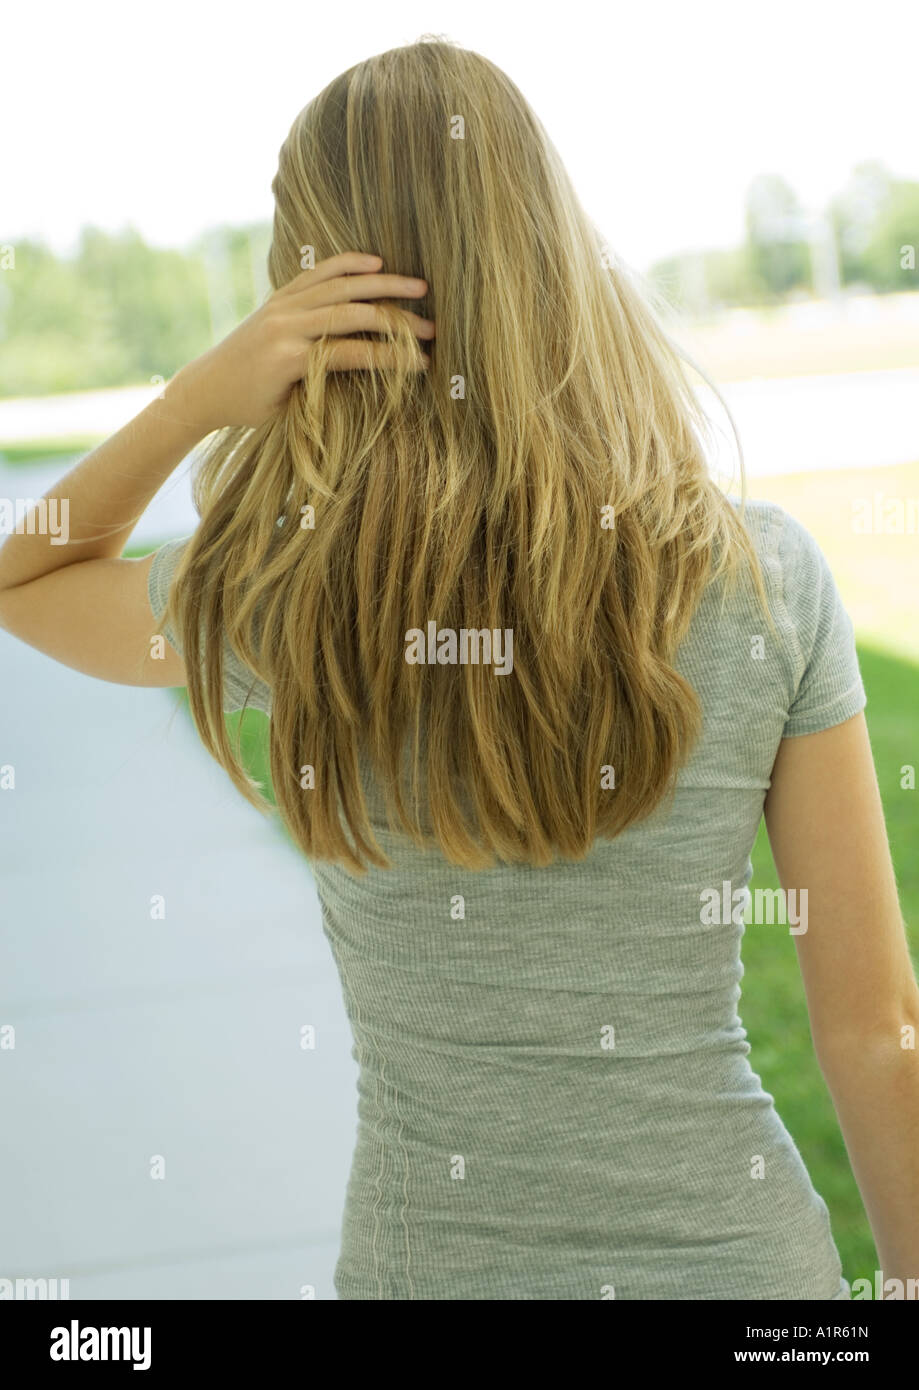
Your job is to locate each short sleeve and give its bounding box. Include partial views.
[147,536,273,717]
[776,511,866,737]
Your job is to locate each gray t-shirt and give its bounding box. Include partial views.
[148,497,866,1300]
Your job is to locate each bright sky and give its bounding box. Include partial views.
[3,0,916,272]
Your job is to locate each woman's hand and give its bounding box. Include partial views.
[167,252,435,432]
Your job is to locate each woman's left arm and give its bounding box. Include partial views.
[0,388,205,686]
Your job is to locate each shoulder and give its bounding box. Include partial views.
[726,497,865,737]
[718,495,865,731]
[724,494,806,569]
[723,494,829,640]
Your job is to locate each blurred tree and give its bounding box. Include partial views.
[76,227,212,381]
[0,225,272,397]
[860,182,919,291]
[190,222,272,342]
[829,160,895,286]
[744,174,812,298]
[1,172,916,399]
[647,245,758,314]
[0,238,123,394]
[830,163,919,291]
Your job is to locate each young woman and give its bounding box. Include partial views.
[1,39,916,1301]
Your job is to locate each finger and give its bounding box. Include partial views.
[399,310,436,339]
[293,302,435,339]
[287,272,429,307]
[322,339,432,372]
[274,252,383,298]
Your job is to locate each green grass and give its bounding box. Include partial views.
[0,437,104,463]
[227,707,275,805]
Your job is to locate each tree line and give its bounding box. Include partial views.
[0,162,916,397]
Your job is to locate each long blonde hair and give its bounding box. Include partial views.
[163,37,771,873]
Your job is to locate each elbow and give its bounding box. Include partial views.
[814,1007,919,1081]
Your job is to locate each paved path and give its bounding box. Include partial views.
[0,633,356,1299]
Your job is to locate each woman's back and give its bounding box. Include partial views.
[149,496,865,1299]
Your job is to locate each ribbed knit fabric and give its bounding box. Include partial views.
[148,497,866,1300]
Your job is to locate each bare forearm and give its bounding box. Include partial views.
[818,1029,919,1283]
[0,380,209,591]
[0,255,433,596]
